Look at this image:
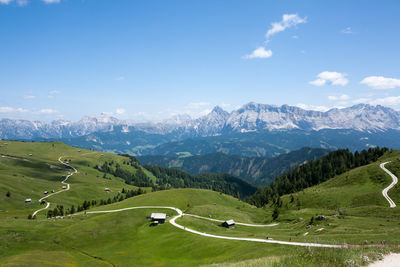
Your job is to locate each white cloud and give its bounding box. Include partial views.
[243,47,272,59]
[115,108,126,115]
[115,76,125,81]
[353,96,400,107]
[341,27,353,34]
[0,106,29,113]
[352,95,400,108]
[1,0,60,5]
[243,14,305,60]
[48,90,60,98]
[0,0,27,5]
[328,94,350,101]
[185,102,210,109]
[39,109,57,114]
[360,76,400,90]
[352,98,370,104]
[266,14,307,39]
[295,104,330,112]
[370,96,400,106]
[198,109,212,117]
[0,106,58,115]
[23,95,36,99]
[219,103,231,109]
[309,71,349,86]
[17,0,27,5]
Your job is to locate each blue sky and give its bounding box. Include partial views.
[1,0,400,122]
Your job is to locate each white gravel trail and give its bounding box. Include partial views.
[380,162,398,208]
[83,206,346,248]
[32,156,77,217]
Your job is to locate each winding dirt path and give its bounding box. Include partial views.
[380,162,398,208]
[184,213,278,227]
[32,156,77,217]
[82,206,346,248]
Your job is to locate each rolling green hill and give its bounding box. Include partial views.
[0,140,257,210]
[1,140,400,266]
[138,147,330,185]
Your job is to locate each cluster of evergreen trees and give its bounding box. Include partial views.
[247,147,388,207]
[144,165,257,198]
[95,160,153,187]
[94,154,257,199]
[46,205,65,218]
[46,188,145,218]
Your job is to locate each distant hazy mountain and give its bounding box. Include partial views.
[2,103,400,141]
[1,103,400,156]
[138,147,330,185]
[0,113,123,140]
[135,103,400,136]
[221,103,400,132]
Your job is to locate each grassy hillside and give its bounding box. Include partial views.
[0,141,141,218]
[1,188,393,267]
[1,140,399,266]
[238,149,400,245]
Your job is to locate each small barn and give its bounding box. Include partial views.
[62,185,67,189]
[44,191,48,195]
[25,198,32,203]
[150,213,167,224]
[104,188,110,192]
[222,219,235,229]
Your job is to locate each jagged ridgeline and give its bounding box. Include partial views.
[94,154,258,198]
[247,147,389,207]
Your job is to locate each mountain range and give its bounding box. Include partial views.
[1,102,400,157]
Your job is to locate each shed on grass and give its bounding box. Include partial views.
[104,188,110,192]
[222,219,235,229]
[150,213,166,224]
[25,198,32,203]
[62,185,67,189]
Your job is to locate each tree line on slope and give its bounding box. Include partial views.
[138,147,330,185]
[93,155,258,198]
[143,165,257,199]
[95,159,153,187]
[247,147,389,207]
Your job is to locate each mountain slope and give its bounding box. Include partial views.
[0,140,257,210]
[138,147,330,185]
[248,147,390,207]
[140,129,400,157]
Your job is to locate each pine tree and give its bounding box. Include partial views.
[272,207,279,220]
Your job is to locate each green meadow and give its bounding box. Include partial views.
[1,141,399,266]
